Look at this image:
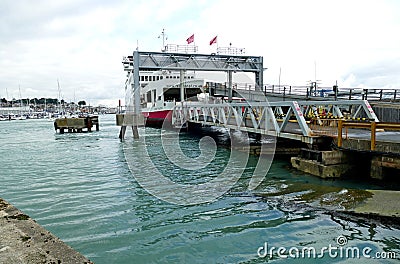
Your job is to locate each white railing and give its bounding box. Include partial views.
[172,100,380,143]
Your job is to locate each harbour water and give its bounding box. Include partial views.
[0,115,399,263]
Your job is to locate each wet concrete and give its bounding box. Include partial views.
[350,190,400,218]
[0,198,93,264]
[257,182,400,223]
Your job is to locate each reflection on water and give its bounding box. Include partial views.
[0,115,398,263]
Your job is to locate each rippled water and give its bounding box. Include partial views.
[0,115,399,263]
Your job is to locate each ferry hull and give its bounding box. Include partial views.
[142,109,173,127]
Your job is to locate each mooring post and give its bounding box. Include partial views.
[337,119,343,147]
[370,121,376,151]
[119,126,127,140]
[132,125,139,139]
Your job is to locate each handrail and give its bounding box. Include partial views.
[337,120,400,151]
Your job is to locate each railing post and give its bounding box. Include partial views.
[283,87,286,101]
[394,90,397,101]
[371,121,376,151]
[379,89,383,100]
[338,119,343,147]
[349,89,352,100]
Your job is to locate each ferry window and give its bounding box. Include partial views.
[160,76,163,80]
[140,76,144,82]
[145,76,148,81]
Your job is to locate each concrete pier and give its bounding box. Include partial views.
[0,198,92,264]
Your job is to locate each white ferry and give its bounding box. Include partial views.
[122,55,227,127]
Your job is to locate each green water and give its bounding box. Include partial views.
[0,115,399,263]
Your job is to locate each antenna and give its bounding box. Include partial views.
[158,28,167,52]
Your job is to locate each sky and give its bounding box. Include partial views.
[0,0,399,106]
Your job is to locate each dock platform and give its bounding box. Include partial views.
[54,116,99,133]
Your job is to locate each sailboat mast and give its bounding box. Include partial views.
[19,85,23,116]
[57,79,61,114]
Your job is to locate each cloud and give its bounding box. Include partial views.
[0,0,399,106]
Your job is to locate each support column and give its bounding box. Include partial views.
[255,57,263,91]
[180,70,185,102]
[228,70,233,103]
[133,50,140,139]
[119,126,126,140]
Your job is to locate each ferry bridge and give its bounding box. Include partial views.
[171,99,380,145]
[171,99,400,179]
[120,50,400,179]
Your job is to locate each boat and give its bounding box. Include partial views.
[139,70,210,126]
[123,57,230,127]
[122,30,248,127]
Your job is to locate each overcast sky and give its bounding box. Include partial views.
[1,0,399,106]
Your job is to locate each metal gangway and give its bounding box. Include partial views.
[171,100,379,145]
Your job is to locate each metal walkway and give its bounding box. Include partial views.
[171,100,379,144]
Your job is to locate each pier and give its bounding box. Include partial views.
[171,99,400,180]
[54,116,99,133]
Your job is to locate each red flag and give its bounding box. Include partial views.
[186,34,194,44]
[209,35,217,45]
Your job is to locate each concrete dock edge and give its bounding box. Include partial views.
[0,197,93,264]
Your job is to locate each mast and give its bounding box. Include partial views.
[57,79,61,114]
[19,85,23,116]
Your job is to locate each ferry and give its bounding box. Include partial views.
[138,70,215,126]
[122,57,226,127]
[121,30,247,127]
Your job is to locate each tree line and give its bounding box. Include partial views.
[1,98,86,106]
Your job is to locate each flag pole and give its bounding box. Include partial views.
[216,35,219,54]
